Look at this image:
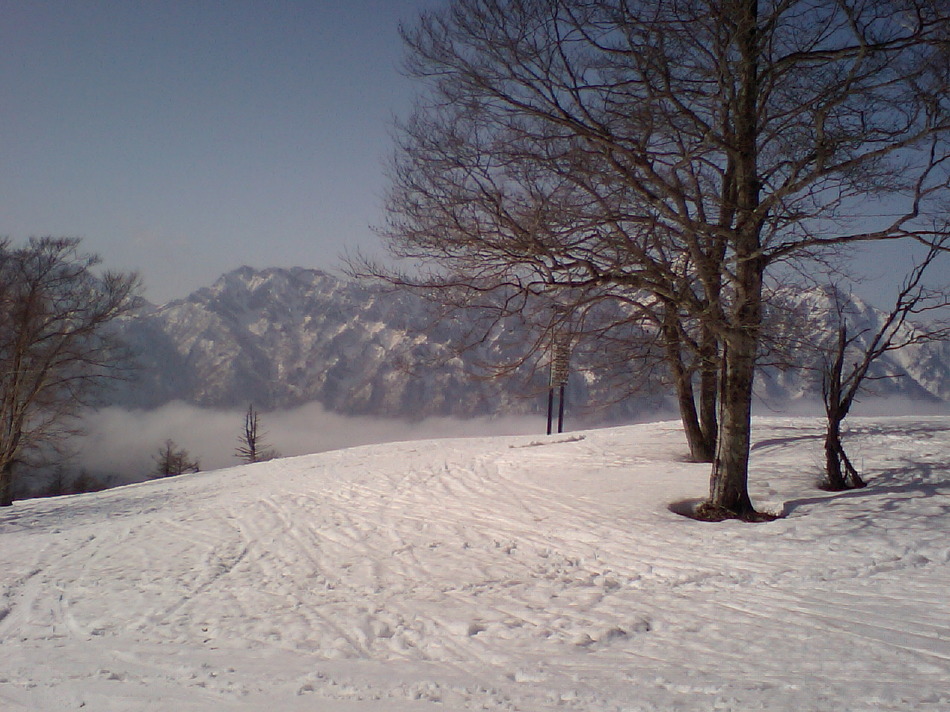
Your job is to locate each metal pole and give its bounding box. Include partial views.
[557,384,566,433]
[546,388,555,435]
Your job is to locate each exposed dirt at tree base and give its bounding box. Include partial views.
[687,501,783,523]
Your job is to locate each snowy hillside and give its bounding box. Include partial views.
[2,417,948,711]
[113,267,950,418]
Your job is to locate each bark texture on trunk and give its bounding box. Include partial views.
[708,338,756,516]
[698,327,719,457]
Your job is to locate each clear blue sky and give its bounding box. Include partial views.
[1,0,939,307]
[1,0,437,303]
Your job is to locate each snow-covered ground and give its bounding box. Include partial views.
[1,416,948,711]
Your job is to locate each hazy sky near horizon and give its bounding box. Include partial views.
[2,0,438,303]
[1,1,942,307]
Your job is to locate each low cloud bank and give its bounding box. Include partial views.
[71,396,947,486]
[75,401,549,483]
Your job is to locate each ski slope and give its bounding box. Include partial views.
[1,417,948,711]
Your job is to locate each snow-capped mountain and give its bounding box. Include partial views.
[111,267,950,417]
[757,285,950,405]
[116,266,641,419]
[117,267,506,415]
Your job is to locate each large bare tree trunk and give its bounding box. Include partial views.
[706,246,766,518]
[708,335,756,517]
[703,0,763,519]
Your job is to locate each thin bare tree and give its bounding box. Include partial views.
[818,241,949,490]
[0,237,139,506]
[235,403,280,464]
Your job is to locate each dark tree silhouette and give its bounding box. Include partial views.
[0,237,139,506]
[152,439,200,478]
[819,242,949,490]
[235,404,280,464]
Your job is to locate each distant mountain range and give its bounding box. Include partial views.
[115,266,599,418]
[110,267,950,418]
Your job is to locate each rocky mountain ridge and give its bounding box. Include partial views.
[117,266,570,417]
[111,266,950,418]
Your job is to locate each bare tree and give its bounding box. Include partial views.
[235,403,280,464]
[0,237,139,506]
[369,0,948,519]
[152,439,200,478]
[818,241,949,490]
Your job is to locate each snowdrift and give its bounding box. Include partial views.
[1,417,948,711]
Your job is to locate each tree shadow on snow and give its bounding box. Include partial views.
[669,418,949,523]
[782,459,950,522]
[750,432,823,452]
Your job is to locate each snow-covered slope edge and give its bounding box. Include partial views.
[2,416,948,711]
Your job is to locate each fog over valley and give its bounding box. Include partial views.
[74,402,547,486]
[6,264,945,499]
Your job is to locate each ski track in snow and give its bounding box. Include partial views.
[1,416,948,711]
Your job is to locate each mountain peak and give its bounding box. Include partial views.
[113,269,950,416]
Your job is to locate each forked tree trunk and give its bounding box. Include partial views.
[824,412,846,490]
[663,306,715,462]
[821,327,868,491]
[824,407,867,491]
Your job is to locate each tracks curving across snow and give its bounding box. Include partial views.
[1,416,949,711]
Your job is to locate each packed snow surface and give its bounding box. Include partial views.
[1,417,948,711]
